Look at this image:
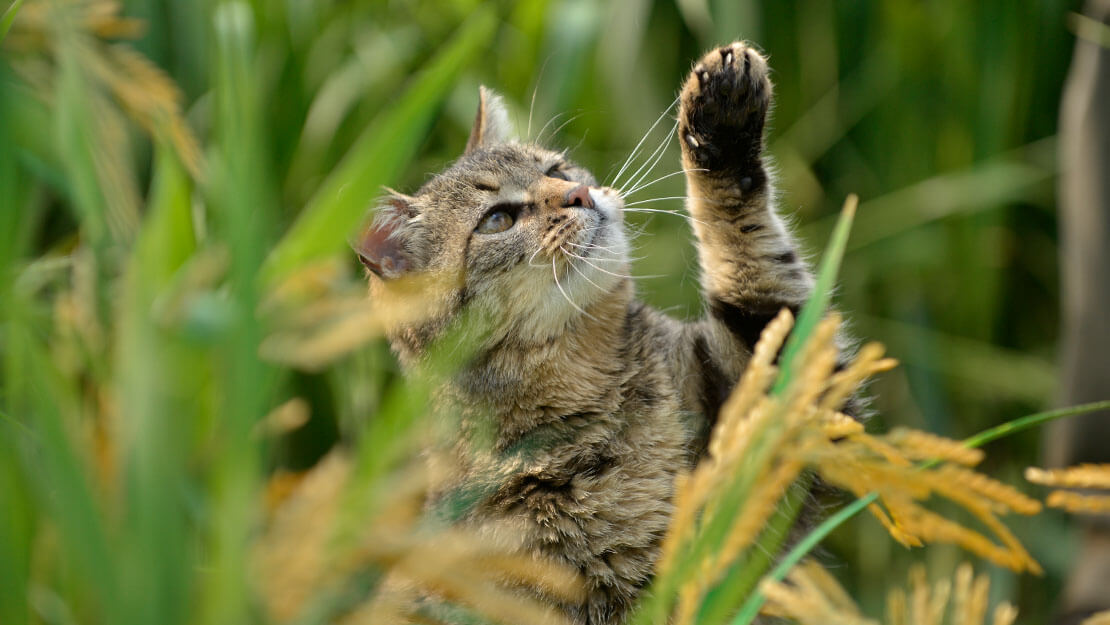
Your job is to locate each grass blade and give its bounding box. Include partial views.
[772,194,858,394]
[0,0,24,43]
[729,493,878,625]
[961,400,1110,450]
[115,145,196,625]
[263,6,496,282]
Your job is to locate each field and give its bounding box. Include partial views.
[1,1,1105,624]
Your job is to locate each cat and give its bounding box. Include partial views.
[356,42,820,624]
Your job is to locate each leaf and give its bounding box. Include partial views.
[773,194,858,394]
[263,6,497,283]
[0,0,25,44]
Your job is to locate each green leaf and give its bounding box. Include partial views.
[0,0,25,44]
[773,194,857,394]
[263,6,497,283]
[115,145,196,625]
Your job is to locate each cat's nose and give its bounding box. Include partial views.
[564,184,595,209]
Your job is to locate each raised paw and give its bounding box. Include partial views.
[678,42,772,181]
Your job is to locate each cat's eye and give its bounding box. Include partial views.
[476,209,515,234]
[546,165,569,181]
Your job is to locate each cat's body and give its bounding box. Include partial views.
[359,43,816,624]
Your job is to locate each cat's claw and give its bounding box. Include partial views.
[679,41,771,176]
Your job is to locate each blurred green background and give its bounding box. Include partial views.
[0,0,1085,623]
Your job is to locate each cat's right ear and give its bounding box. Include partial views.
[465,86,511,154]
[354,191,417,280]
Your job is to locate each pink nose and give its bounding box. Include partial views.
[564,185,595,209]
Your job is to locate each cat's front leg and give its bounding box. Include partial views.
[679,42,812,362]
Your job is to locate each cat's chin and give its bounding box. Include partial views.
[591,187,625,224]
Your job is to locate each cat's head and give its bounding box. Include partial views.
[355,87,630,357]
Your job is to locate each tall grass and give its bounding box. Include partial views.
[0,0,1093,624]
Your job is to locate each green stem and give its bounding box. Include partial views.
[961,400,1110,450]
[730,493,878,625]
[696,475,810,625]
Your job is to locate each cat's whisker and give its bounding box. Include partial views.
[551,254,596,321]
[559,246,634,280]
[528,244,549,269]
[526,54,554,141]
[614,119,677,194]
[560,246,608,293]
[534,112,567,145]
[562,236,629,263]
[527,87,538,139]
[623,196,690,206]
[545,112,586,143]
[614,119,674,192]
[618,121,677,195]
[621,207,713,228]
[622,168,707,198]
[608,96,679,188]
[618,221,650,242]
[571,129,590,153]
[566,239,620,254]
[566,253,627,264]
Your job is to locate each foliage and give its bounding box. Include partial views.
[0,1,1093,624]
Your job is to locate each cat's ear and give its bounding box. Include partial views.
[465,86,512,154]
[354,190,417,280]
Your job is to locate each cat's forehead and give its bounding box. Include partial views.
[418,144,563,196]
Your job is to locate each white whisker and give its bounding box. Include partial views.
[552,255,595,320]
[535,112,566,145]
[618,121,677,194]
[528,244,548,268]
[561,246,608,292]
[526,54,554,140]
[623,168,706,197]
[545,112,585,143]
[622,196,690,207]
[527,87,538,140]
[566,239,620,253]
[559,247,634,280]
[621,207,712,228]
[608,97,679,188]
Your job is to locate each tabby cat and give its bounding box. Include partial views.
[357,42,820,624]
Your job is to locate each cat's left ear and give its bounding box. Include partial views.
[465,86,512,154]
[354,190,418,280]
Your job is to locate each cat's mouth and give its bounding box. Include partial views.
[534,188,626,275]
[549,202,609,255]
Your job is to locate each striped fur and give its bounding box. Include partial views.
[361,44,830,624]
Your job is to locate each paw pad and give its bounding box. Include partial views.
[678,41,772,173]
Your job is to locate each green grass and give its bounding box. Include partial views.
[0,0,1088,623]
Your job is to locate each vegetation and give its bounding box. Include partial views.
[0,1,1103,624]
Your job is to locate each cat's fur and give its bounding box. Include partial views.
[358,43,817,624]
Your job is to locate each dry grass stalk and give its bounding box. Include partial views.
[9,1,206,179]
[810,430,1042,572]
[886,429,985,467]
[1026,464,1110,514]
[253,397,310,438]
[762,561,1016,625]
[259,266,465,371]
[1025,464,1110,489]
[656,308,794,579]
[1044,491,1110,514]
[657,308,1043,620]
[253,451,582,625]
[1080,611,1110,625]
